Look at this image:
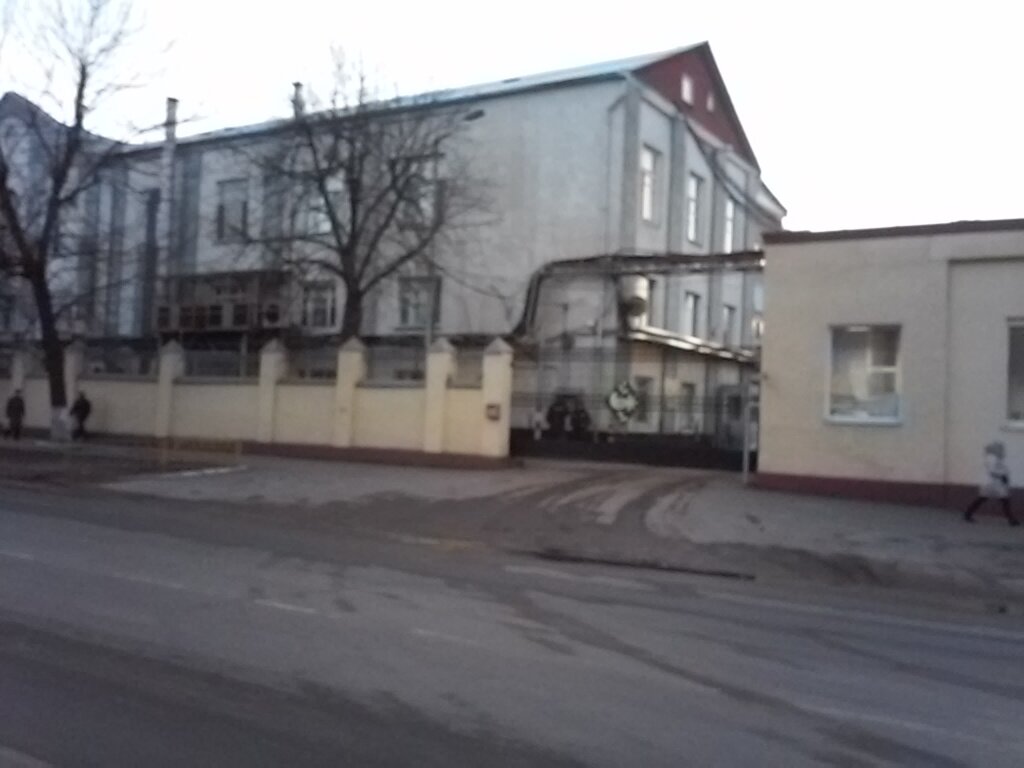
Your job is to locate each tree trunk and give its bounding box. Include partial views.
[29,271,69,440]
[339,288,363,343]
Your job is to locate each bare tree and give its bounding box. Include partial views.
[0,0,139,436]
[253,56,487,342]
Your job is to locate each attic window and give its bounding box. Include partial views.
[706,93,715,112]
[680,74,694,105]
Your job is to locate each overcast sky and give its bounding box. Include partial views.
[5,0,1022,231]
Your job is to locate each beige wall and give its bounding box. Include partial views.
[444,388,484,454]
[353,386,425,450]
[946,260,1024,485]
[171,382,260,441]
[1,337,512,459]
[273,382,335,445]
[761,229,1024,486]
[81,377,159,436]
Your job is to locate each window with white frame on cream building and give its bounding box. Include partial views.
[215,178,249,242]
[722,198,736,253]
[639,146,659,223]
[686,173,704,244]
[398,276,439,329]
[1008,321,1024,423]
[683,291,701,337]
[301,283,337,329]
[828,325,901,422]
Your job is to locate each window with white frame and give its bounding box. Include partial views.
[302,283,337,329]
[398,276,439,329]
[721,304,736,345]
[680,74,694,105]
[829,325,901,421]
[686,173,704,243]
[683,291,701,337]
[678,382,696,433]
[1008,322,1024,422]
[639,146,659,222]
[215,179,248,242]
[722,198,736,253]
[307,188,345,236]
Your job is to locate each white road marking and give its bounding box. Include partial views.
[155,465,247,479]
[411,628,482,647]
[799,702,1024,748]
[254,598,319,615]
[0,745,54,767]
[504,564,650,591]
[701,590,1024,641]
[111,573,187,591]
[0,550,36,561]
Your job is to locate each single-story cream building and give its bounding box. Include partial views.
[757,218,1024,506]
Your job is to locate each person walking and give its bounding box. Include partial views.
[964,441,1020,526]
[70,391,92,441]
[5,389,25,441]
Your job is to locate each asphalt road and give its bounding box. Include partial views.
[0,484,1022,767]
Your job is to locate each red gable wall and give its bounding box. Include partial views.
[635,48,756,168]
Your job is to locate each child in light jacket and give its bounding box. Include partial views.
[964,441,1020,526]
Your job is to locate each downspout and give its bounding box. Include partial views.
[158,97,178,304]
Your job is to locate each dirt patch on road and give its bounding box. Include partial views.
[0,445,204,487]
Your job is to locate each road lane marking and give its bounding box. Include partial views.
[504,564,651,591]
[254,598,319,615]
[152,465,248,479]
[700,591,1024,641]
[799,702,1024,749]
[0,745,54,767]
[111,573,187,591]
[412,628,482,647]
[0,550,36,562]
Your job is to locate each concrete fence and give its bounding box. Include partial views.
[3,337,514,461]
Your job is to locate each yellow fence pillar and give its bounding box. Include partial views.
[333,338,366,447]
[423,338,455,453]
[155,341,184,438]
[480,338,513,458]
[257,339,288,442]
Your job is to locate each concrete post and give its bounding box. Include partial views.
[333,338,365,447]
[257,339,288,443]
[155,340,184,438]
[423,338,455,453]
[63,338,86,404]
[480,338,513,458]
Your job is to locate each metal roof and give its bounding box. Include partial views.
[124,44,703,154]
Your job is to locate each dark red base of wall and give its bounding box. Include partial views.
[754,472,1024,510]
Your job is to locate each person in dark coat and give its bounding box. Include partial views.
[5,390,24,440]
[70,391,92,441]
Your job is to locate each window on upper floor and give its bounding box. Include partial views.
[686,173,704,244]
[683,291,701,337]
[680,74,694,105]
[829,325,901,422]
[723,198,736,253]
[398,276,440,329]
[1008,322,1024,422]
[639,146,659,223]
[721,304,736,346]
[216,179,249,243]
[302,282,338,329]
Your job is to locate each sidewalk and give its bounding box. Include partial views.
[648,477,1024,597]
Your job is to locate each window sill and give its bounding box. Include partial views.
[825,415,903,427]
[1002,422,1024,433]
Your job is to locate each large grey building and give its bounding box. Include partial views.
[0,43,783,451]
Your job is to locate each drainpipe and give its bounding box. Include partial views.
[158,97,178,306]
